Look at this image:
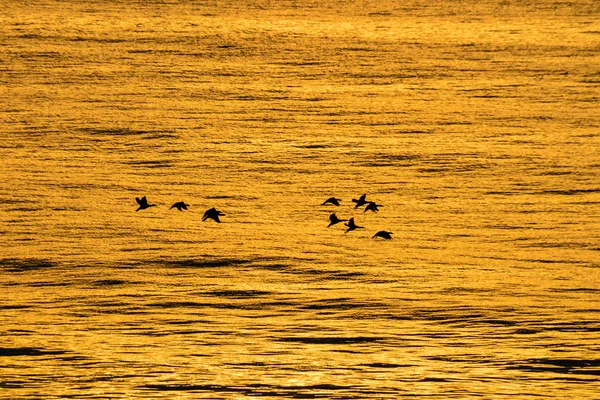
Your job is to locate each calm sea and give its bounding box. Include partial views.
[1,0,599,398]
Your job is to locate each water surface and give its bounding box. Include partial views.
[1,0,599,398]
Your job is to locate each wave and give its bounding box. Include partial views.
[0,258,56,273]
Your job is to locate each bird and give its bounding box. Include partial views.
[202,207,225,223]
[372,231,393,240]
[328,213,347,227]
[322,197,341,206]
[135,196,156,211]
[170,201,189,211]
[364,202,383,213]
[344,217,364,233]
[352,194,368,209]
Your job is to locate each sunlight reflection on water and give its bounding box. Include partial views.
[1,0,599,398]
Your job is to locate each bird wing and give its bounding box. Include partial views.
[203,208,220,221]
[374,231,392,239]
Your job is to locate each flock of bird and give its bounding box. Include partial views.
[135,193,393,239]
[322,194,393,239]
[135,196,225,223]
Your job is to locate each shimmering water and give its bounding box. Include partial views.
[1,0,599,398]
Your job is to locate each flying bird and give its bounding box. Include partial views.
[135,196,156,211]
[170,201,189,211]
[327,213,347,227]
[322,197,341,206]
[344,217,364,233]
[364,202,383,213]
[372,231,393,240]
[202,207,225,223]
[352,194,368,209]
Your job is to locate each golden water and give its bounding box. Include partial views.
[1,0,599,398]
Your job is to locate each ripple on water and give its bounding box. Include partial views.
[161,258,253,269]
[138,383,378,398]
[0,347,68,357]
[278,336,384,345]
[506,358,600,378]
[0,258,56,273]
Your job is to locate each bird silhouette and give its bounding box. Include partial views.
[372,230,393,240]
[344,217,364,233]
[135,196,156,211]
[322,197,341,206]
[170,201,189,211]
[328,213,347,227]
[202,207,225,223]
[364,202,383,213]
[352,194,368,209]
